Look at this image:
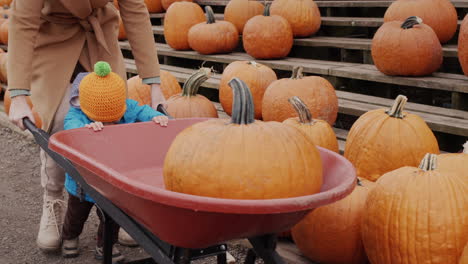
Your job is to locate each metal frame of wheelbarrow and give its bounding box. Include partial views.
[23,117,287,264]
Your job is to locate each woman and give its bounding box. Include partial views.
[7,0,165,252]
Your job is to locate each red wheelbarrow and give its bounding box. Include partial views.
[24,117,356,264]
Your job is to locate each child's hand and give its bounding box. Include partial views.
[153,115,168,127]
[85,122,104,131]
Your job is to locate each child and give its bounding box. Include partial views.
[61,61,168,262]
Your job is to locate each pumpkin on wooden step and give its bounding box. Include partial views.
[145,0,163,13]
[127,71,181,105]
[460,244,468,264]
[459,15,468,76]
[0,18,8,45]
[292,178,374,264]
[283,96,339,153]
[117,13,126,40]
[224,0,264,34]
[219,61,277,119]
[4,90,43,129]
[436,141,468,180]
[384,0,457,43]
[362,154,468,264]
[166,68,218,118]
[270,0,321,37]
[0,50,7,83]
[163,78,323,199]
[372,16,442,76]
[344,95,439,181]
[161,0,193,11]
[243,4,293,59]
[163,2,205,50]
[262,66,338,125]
[188,6,239,55]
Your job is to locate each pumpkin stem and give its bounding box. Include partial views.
[463,141,468,154]
[205,6,216,24]
[229,78,255,125]
[386,95,407,119]
[248,61,259,68]
[291,66,304,79]
[288,96,314,124]
[401,16,423,29]
[182,68,212,97]
[263,3,271,16]
[418,153,437,171]
[357,178,363,186]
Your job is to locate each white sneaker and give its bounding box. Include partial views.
[118,229,138,247]
[36,197,66,251]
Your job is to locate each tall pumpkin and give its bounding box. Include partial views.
[384,0,457,43]
[243,4,293,59]
[344,95,439,181]
[163,78,323,199]
[262,67,338,125]
[224,0,264,34]
[188,6,239,55]
[161,0,193,10]
[459,15,468,76]
[166,68,218,118]
[362,154,468,264]
[219,61,277,119]
[163,2,205,50]
[292,178,375,264]
[4,90,43,129]
[270,0,321,37]
[283,96,339,153]
[145,0,163,13]
[127,71,181,106]
[372,16,442,76]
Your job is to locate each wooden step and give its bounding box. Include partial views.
[123,58,468,137]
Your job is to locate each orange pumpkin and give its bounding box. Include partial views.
[243,4,293,59]
[459,15,468,76]
[292,178,375,264]
[283,96,339,153]
[384,0,457,43]
[224,0,264,34]
[262,67,338,125]
[113,0,119,9]
[161,0,193,11]
[362,154,468,264]
[163,2,205,50]
[127,71,182,105]
[270,0,321,37]
[460,244,468,264]
[436,141,468,179]
[145,0,163,13]
[0,18,8,45]
[372,16,442,76]
[166,68,218,118]
[219,61,277,119]
[163,78,323,199]
[118,13,127,40]
[0,51,7,83]
[188,6,239,55]
[4,90,43,129]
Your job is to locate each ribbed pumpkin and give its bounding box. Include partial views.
[270,0,321,37]
[4,90,43,129]
[127,71,181,106]
[460,244,468,264]
[362,154,468,264]
[163,78,323,199]
[0,50,7,83]
[188,6,239,55]
[162,0,193,11]
[166,68,218,118]
[283,96,339,153]
[224,0,264,34]
[384,0,457,43]
[145,0,163,13]
[459,15,468,76]
[436,141,468,178]
[292,178,375,264]
[344,95,439,181]
[372,16,442,76]
[262,67,338,125]
[243,4,293,59]
[118,14,126,40]
[0,18,8,45]
[163,2,205,50]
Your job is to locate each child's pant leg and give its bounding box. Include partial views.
[96,208,120,247]
[62,195,94,240]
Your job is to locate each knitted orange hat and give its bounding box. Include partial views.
[79,61,127,123]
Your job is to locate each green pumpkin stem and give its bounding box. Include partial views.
[357,178,363,186]
[291,66,304,79]
[263,3,271,16]
[182,68,211,97]
[386,95,407,119]
[229,78,255,125]
[418,153,437,171]
[401,16,423,29]
[205,6,216,24]
[288,96,314,124]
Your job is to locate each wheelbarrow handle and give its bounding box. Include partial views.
[23,117,40,133]
[156,104,174,120]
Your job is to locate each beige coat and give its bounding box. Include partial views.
[7,0,160,132]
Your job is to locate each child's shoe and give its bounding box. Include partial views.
[95,245,125,263]
[62,238,79,258]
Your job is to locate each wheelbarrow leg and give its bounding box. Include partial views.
[246,234,286,264]
[100,208,114,264]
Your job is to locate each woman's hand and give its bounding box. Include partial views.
[153,115,168,127]
[150,83,167,110]
[9,95,35,130]
[85,122,104,131]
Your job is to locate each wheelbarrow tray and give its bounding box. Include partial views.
[49,118,356,249]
